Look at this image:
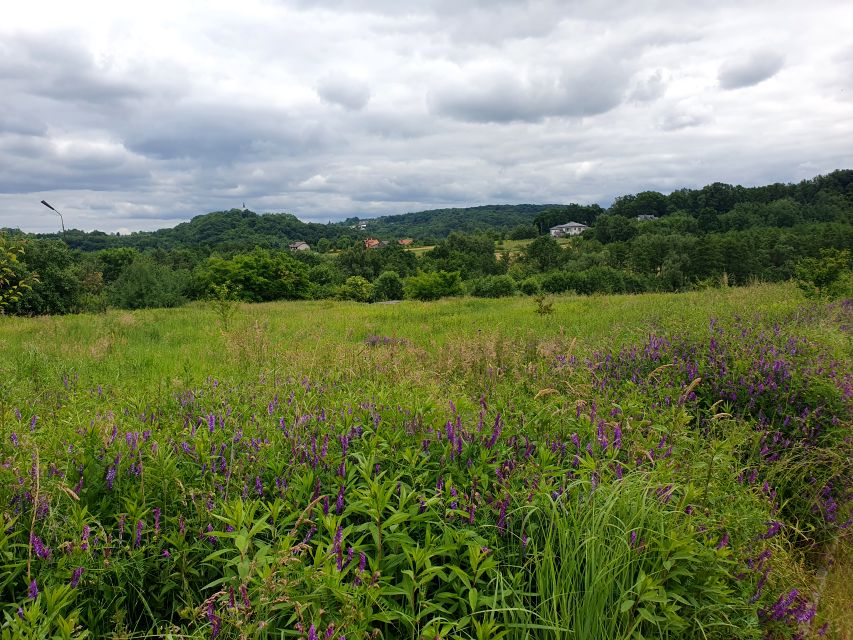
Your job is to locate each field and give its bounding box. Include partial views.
[0,283,850,639]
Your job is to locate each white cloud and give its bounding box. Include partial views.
[0,0,852,232]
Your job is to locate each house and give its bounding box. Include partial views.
[636,214,658,221]
[364,237,381,249]
[288,241,310,251]
[398,238,414,246]
[549,221,589,237]
[351,221,368,231]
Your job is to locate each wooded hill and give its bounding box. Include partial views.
[8,169,853,253]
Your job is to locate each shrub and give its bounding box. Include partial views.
[404,270,463,301]
[795,248,852,299]
[337,275,374,302]
[108,255,190,309]
[468,274,516,298]
[373,270,404,301]
[519,276,542,295]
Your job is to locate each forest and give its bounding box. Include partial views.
[1,170,852,315]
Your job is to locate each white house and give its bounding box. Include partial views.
[288,241,310,251]
[549,221,589,237]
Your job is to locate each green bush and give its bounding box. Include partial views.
[337,275,374,302]
[795,248,852,299]
[108,255,190,309]
[404,270,463,301]
[468,274,516,298]
[194,249,311,302]
[373,270,404,301]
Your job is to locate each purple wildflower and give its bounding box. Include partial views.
[308,624,319,640]
[336,485,345,515]
[70,566,84,588]
[30,534,51,559]
[153,508,161,537]
[134,520,144,548]
[28,579,38,599]
[487,413,503,449]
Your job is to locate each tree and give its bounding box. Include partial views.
[108,254,190,309]
[795,248,852,299]
[194,249,311,302]
[523,235,564,272]
[337,276,374,302]
[468,275,516,298]
[11,239,85,315]
[373,271,404,301]
[404,271,463,301]
[0,233,36,313]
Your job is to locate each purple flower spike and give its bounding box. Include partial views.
[70,566,84,588]
[336,485,345,515]
[28,579,38,599]
[308,624,319,640]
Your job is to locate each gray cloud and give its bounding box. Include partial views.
[429,58,631,123]
[1,1,852,233]
[316,73,371,110]
[718,50,785,89]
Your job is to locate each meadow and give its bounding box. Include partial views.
[0,283,850,639]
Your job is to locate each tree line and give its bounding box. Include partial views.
[1,171,851,314]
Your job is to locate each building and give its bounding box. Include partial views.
[288,241,310,251]
[398,238,414,246]
[549,221,589,237]
[636,214,658,221]
[364,238,381,249]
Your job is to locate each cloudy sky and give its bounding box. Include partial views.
[1,0,852,233]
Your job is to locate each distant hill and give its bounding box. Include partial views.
[28,204,575,252]
[13,169,853,253]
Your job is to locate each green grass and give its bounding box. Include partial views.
[0,282,849,639]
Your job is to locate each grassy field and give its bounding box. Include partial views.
[0,283,850,639]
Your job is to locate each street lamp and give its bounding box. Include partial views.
[40,200,66,234]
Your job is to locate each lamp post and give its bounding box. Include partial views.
[40,200,66,234]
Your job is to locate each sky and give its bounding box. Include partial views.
[1,0,852,234]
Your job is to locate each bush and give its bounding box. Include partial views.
[373,271,404,301]
[468,274,516,298]
[795,248,852,299]
[194,249,311,302]
[519,276,542,295]
[541,270,578,294]
[337,276,374,302]
[404,270,463,301]
[108,255,190,309]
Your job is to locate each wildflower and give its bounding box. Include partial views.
[10,432,18,447]
[81,525,90,551]
[134,520,144,548]
[716,532,729,549]
[30,534,51,559]
[70,566,84,588]
[162,549,171,557]
[207,601,221,639]
[28,579,38,599]
[308,624,319,640]
[487,413,503,449]
[336,485,345,515]
[240,583,250,609]
[153,508,161,537]
[333,526,344,571]
[760,520,783,539]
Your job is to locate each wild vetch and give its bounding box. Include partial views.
[336,485,345,515]
[28,579,38,599]
[30,534,51,559]
[70,566,84,588]
[487,413,503,449]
